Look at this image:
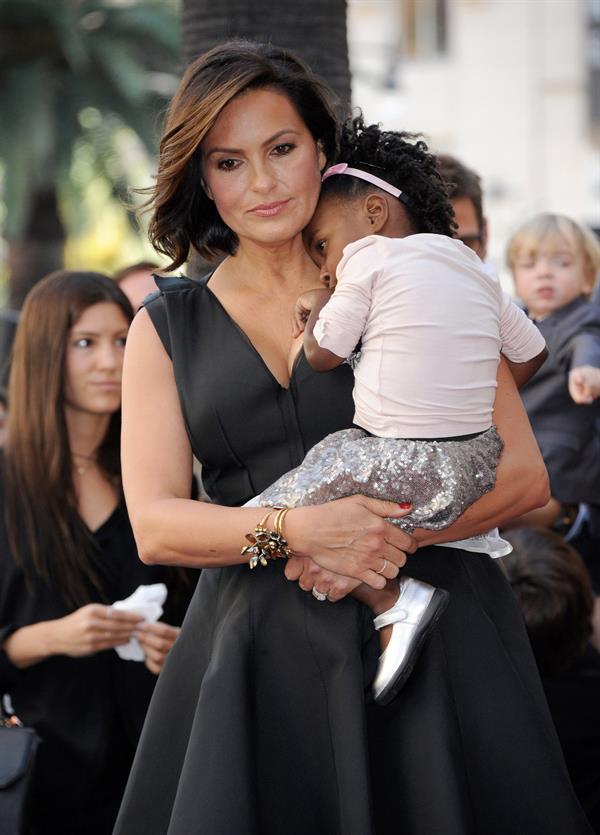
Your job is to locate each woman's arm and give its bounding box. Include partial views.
[415,357,550,547]
[2,622,54,669]
[121,311,415,588]
[2,606,143,669]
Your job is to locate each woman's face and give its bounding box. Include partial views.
[201,87,326,249]
[64,302,129,417]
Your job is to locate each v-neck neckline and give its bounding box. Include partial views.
[202,276,304,391]
[86,503,120,536]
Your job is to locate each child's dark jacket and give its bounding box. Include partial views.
[520,297,600,505]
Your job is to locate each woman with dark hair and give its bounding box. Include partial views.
[115,41,592,835]
[0,271,196,835]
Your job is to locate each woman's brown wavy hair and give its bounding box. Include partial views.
[147,40,340,269]
[3,271,133,607]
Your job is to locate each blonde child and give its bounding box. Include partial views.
[508,214,600,551]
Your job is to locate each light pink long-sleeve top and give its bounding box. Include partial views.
[313,234,545,439]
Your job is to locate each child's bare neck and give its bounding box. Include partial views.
[379,214,417,241]
[377,198,417,240]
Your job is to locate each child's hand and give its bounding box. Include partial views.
[292,288,333,337]
[568,365,600,404]
[292,294,313,337]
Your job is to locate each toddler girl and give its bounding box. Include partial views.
[248,118,547,705]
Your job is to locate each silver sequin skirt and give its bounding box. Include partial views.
[257,426,503,531]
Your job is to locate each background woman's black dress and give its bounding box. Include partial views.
[0,478,198,835]
[114,276,592,835]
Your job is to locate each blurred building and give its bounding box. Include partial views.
[348,0,600,287]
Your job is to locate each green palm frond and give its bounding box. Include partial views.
[96,2,180,57]
[0,60,58,236]
[0,0,180,239]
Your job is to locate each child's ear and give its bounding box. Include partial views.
[363,193,389,232]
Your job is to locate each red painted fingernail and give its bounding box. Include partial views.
[398,502,412,509]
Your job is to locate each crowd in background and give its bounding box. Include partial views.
[1,144,599,834]
[438,155,600,830]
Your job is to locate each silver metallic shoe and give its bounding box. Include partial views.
[372,578,449,706]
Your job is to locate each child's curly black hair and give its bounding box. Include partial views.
[322,115,456,237]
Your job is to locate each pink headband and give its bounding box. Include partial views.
[321,163,404,200]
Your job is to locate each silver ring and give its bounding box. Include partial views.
[312,587,328,602]
[376,559,388,575]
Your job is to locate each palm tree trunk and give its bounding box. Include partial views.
[7,186,65,309]
[181,0,351,109]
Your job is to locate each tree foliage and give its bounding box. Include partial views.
[0,0,180,303]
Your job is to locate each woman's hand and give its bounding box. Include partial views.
[285,496,415,590]
[48,604,144,658]
[285,556,361,602]
[135,621,180,675]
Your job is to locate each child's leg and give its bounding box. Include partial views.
[352,580,400,651]
[352,577,449,706]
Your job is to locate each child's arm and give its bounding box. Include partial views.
[298,241,377,372]
[293,288,345,371]
[568,320,600,403]
[499,292,548,388]
[504,346,548,389]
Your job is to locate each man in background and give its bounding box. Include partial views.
[437,153,488,260]
[114,262,160,311]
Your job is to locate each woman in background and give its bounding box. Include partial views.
[0,271,196,835]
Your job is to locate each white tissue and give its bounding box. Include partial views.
[111,583,168,662]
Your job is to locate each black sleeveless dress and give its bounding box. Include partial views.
[114,276,592,835]
[0,485,198,835]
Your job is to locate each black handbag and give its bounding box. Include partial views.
[0,712,40,835]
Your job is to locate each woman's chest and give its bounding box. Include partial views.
[171,310,356,497]
[76,472,120,533]
[212,291,304,388]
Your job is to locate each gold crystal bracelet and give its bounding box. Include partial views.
[241,507,292,569]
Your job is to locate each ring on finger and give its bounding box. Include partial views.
[312,587,328,602]
[105,607,112,619]
[376,558,388,575]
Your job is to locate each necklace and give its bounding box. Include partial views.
[71,451,98,476]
